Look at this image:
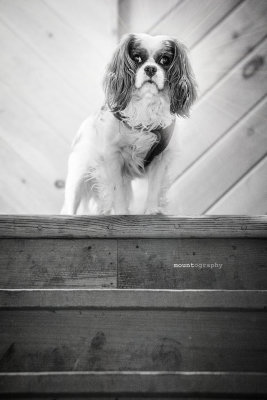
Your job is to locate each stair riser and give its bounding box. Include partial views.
[1,238,266,289]
[1,308,266,372]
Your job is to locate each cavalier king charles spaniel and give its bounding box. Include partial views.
[62,33,197,215]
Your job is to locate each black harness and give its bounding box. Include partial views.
[113,111,175,168]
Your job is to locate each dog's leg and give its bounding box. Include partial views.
[144,154,169,214]
[112,169,130,215]
[61,176,83,215]
[61,152,90,215]
[113,176,132,215]
[91,156,130,215]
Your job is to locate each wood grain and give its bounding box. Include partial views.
[44,0,118,53]
[0,372,267,395]
[0,216,266,238]
[150,0,242,48]
[0,0,112,104]
[208,156,267,214]
[119,0,180,36]
[191,0,267,96]
[0,239,117,288]
[0,307,266,372]
[0,138,64,214]
[167,97,267,214]
[171,38,267,180]
[1,289,266,310]
[0,397,254,400]
[0,18,87,143]
[118,238,267,289]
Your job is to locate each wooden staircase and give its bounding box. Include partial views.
[0,215,266,398]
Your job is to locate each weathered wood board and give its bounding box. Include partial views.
[0,216,266,238]
[0,239,117,288]
[1,371,267,397]
[118,238,267,289]
[0,290,266,373]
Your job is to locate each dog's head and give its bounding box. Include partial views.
[104,33,197,118]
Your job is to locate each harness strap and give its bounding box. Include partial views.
[113,111,175,168]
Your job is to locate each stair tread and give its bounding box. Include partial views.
[0,215,266,238]
[1,288,266,310]
[1,371,267,395]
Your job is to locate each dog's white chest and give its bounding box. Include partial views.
[118,127,158,177]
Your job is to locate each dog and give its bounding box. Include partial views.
[61,33,197,215]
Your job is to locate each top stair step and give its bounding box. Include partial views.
[0,215,267,238]
[0,216,266,289]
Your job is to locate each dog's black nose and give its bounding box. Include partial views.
[144,65,157,77]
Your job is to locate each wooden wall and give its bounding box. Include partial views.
[0,0,266,214]
[0,0,118,214]
[120,0,267,215]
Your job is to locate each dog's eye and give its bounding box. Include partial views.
[133,54,142,64]
[159,56,171,66]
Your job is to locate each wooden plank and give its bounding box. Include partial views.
[0,197,17,214]
[0,83,69,214]
[0,16,87,142]
[1,289,266,310]
[0,396,254,400]
[167,97,267,215]
[0,0,115,106]
[0,306,266,371]
[119,0,180,36]
[171,38,267,179]
[191,0,267,96]
[208,156,267,214]
[150,0,242,48]
[118,239,267,289]
[44,0,118,51]
[0,139,63,214]
[0,83,69,176]
[0,216,266,238]
[0,239,117,289]
[1,372,267,395]
[0,397,253,400]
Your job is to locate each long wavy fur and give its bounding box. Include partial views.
[103,34,137,112]
[167,39,197,117]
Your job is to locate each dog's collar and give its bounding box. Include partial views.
[112,110,175,168]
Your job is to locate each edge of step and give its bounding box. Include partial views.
[0,215,266,238]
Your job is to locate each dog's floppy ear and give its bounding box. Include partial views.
[103,34,136,112]
[168,39,197,117]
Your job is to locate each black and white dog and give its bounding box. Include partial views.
[62,33,197,215]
